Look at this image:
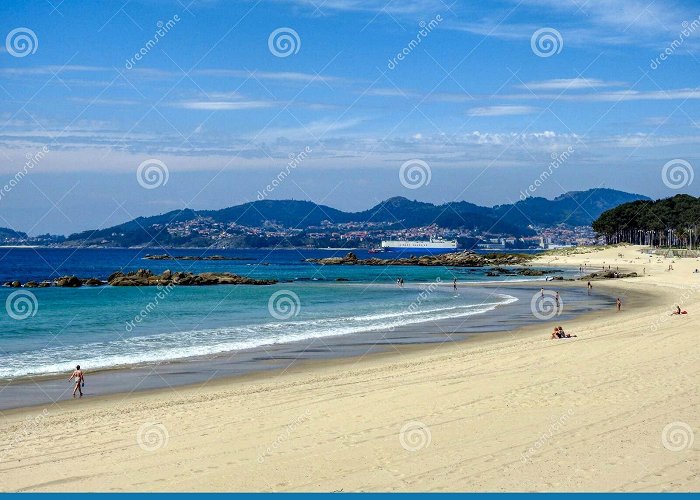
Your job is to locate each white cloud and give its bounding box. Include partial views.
[274,0,445,15]
[504,88,700,102]
[446,0,699,49]
[252,117,365,141]
[193,69,349,84]
[171,100,275,110]
[364,88,420,98]
[0,65,111,76]
[468,105,538,117]
[0,65,350,86]
[522,0,686,34]
[519,78,625,91]
[68,97,143,107]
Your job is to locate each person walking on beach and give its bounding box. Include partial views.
[69,365,84,398]
[616,297,622,312]
[555,291,560,309]
[540,287,545,298]
[587,281,592,295]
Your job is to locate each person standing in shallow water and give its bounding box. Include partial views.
[69,365,84,398]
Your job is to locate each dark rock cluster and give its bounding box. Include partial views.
[143,254,254,261]
[107,269,276,286]
[306,251,533,267]
[4,269,276,288]
[580,271,638,280]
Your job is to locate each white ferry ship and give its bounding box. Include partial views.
[380,237,458,251]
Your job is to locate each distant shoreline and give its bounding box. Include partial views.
[0,244,548,252]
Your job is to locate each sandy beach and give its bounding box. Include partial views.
[1,245,698,492]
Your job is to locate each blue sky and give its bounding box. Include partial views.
[1,0,699,234]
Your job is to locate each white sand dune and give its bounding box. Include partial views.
[1,246,698,491]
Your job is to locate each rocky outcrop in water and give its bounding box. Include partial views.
[580,270,638,280]
[485,267,563,277]
[143,254,254,261]
[107,269,276,286]
[3,270,274,288]
[305,251,532,267]
[55,276,83,287]
[4,277,104,288]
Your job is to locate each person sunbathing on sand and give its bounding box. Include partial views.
[672,305,682,315]
[551,326,577,339]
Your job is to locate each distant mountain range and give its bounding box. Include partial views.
[1,188,649,248]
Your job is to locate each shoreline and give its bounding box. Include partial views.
[2,246,698,491]
[0,278,614,411]
[8,279,641,408]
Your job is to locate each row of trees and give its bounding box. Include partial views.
[592,194,700,247]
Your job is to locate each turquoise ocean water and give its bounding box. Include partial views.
[0,248,587,384]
